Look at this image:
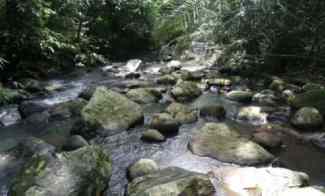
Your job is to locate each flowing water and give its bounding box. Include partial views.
[0,62,325,196]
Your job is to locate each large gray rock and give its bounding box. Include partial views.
[211,167,309,196]
[291,107,323,130]
[127,167,215,196]
[0,105,21,126]
[171,81,201,102]
[126,88,161,104]
[190,123,274,165]
[81,86,143,131]
[10,145,112,196]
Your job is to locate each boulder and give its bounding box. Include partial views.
[81,86,143,131]
[62,135,89,151]
[126,59,143,73]
[237,106,268,125]
[226,90,253,103]
[253,89,278,106]
[171,81,201,102]
[253,131,282,148]
[280,187,325,196]
[189,123,274,165]
[10,145,112,196]
[206,78,232,87]
[270,78,286,92]
[166,60,181,68]
[211,167,309,196]
[156,75,177,85]
[128,159,159,180]
[302,83,324,92]
[289,90,325,115]
[19,101,48,118]
[127,167,215,196]
[0,105,21,126]
[166,102,197,124]
[199,104,226,119]
[141,129,165,142]
[291,107,323,130]
[148,113,180,134]
[126,88,162,104]
[159,66,180,75]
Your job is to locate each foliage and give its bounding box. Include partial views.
[0,0,159,80]
[154,0,325,72]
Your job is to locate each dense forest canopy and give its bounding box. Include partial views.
[0,0,325,79]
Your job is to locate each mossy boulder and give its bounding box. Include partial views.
[291,107,323,130]
[126,88,162,104]
[141,129,165,142]
[171,81,201,102]
[127,167,215,196]
[128,159,159,180]
[226,90,253,103]
[290,90,325,115]
[189,123,274,165]
[0,87,26,106]
[148,113,180,134]
[156,75,177,85]
[166,102,197,124]
[10,145,112,196]
[81,86,143,131]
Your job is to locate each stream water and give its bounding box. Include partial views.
[0,62,325,196]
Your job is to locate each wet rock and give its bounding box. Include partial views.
[79,86,96,100]
[190,123,274,165]
[126,88,162,104]
[17,137,56,157]
[291,107,323,130]
[25,111,50,125]
[211,167,309,196]
[125,72,141,79]
[141,129,165,142]
[252,89,278,106]
[253,131,282,148]
[282,89,295,102]
[171,81,201,102]
[50,98,87,119]
[148,113,180,134]
[206,78,232,87]
[237,106,268,125]
[9,145,112,196]
[270,78,286,92]
[128,159,159,180]
[226,90,253,103]
[166,102,197,124]
[126,59,143,73]
[0,105,21,126]
[0,87,27,106]
[62,135,89,151]
[166,60,181,68]
[21,78,44,93]
[303,83,325,92]
[289,90,325,115]
[159,66,179,75]
[280,187,325,196]
[199,104,226,119]
[81,86,143,131]
[127,167,215,196]
[19,101,48,118]
[156,75,177,85]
